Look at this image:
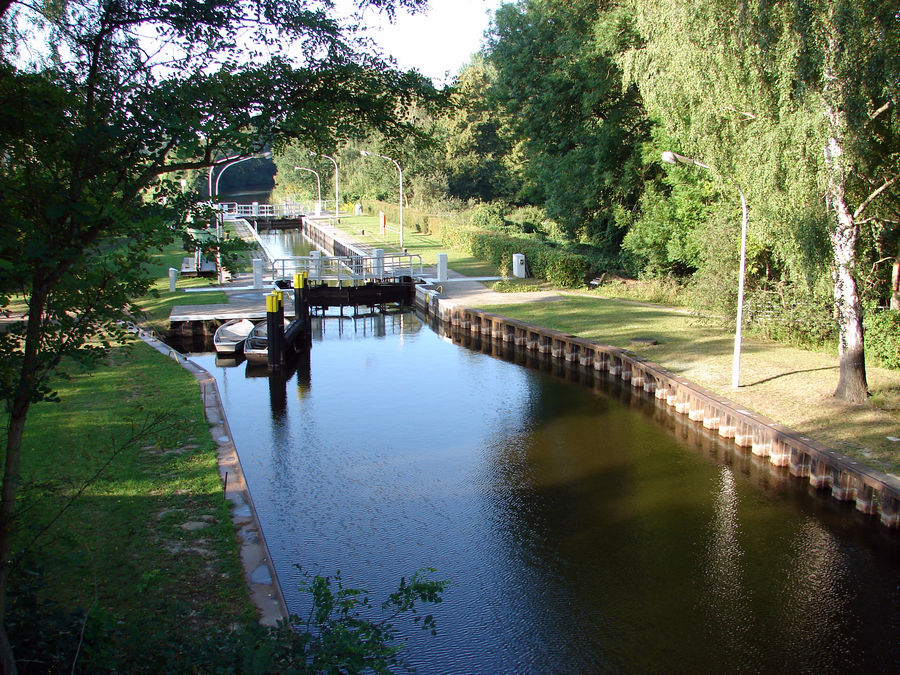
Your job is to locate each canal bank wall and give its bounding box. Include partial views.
[415,284,900,530]
[299,216,372,258]
[138,330,289,624]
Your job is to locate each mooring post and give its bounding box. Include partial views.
[267,291,285,371]
[293,271,310,330]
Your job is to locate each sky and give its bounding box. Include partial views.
[344,0,508,85]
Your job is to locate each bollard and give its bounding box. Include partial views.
[266,292,285,371]
[293,273,308,329]
[168,267,178,292]
[252,259,263,289]
[437,253,448,282]
[373,248,385,278]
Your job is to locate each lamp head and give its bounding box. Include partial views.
[360,150,370,157]
[661,151,678,165]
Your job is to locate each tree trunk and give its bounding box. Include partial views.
[822,19,868,404]
[824,123,868,402]
[0,286,48,675]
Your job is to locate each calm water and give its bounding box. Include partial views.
[192,312,900,673]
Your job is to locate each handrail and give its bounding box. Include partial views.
[270,253,423,283]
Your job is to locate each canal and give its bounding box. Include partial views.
[190,309,900,673]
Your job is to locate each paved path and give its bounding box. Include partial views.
[428,276,564,307]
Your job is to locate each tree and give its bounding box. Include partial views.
[617,0,900,402]
[0,0,436,670]
[487,0,649,253]
[440,55,519,203]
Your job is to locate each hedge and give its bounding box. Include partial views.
[441,226,593,288]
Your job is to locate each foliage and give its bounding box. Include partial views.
[487,0,649,255]
[9,567,447,673]
[864,306,900,370]
[469,202,509,231]
[616,0,900,402]
[743,283,837,347]
[440,55,520,203]
[441,226,592,287]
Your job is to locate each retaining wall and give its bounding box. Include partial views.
[415,284,900,529]
[300,218,369,259]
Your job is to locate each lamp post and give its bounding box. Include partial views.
[293,166,322,207]
[661,150,748,390]
[360,149,403,250]
[208,151,273,283]
[210,151,273,203]
[311,152,339,220]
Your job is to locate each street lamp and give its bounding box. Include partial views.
[207,151,273,283]
[661,150,748,390]
[360,149,404,250]
[311,152,339,220]
[209,151,273,203]
[293,166,322,205]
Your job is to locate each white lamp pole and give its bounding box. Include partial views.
[661,151,748,390]
[293,166,322,203]
[312,152,339,220]
[208,151,273,283]
[360,149,404,250]
[214,152,272,199]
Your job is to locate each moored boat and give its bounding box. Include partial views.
[243,319,290,364]
[213,318,256,355]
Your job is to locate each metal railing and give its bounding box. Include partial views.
[270,253,423,284]
[219,202,309,219]
[218,201,341,220]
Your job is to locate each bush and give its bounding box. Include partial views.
[469,203,508,231]
[865,306,900,369]
[742,283,836,346]
[10,567,447,673]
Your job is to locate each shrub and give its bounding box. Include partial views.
[441,226,592,287]
[469,203,508,231]
[865,306,900,369]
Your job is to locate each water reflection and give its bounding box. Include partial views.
[191,311,900,673]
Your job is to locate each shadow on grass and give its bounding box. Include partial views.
[745,366,839,387]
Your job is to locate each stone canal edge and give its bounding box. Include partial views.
[139,330,289,625]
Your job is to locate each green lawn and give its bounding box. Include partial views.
[10,343,255,667]
[137,246,229,335]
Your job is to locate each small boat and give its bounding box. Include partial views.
[213,318,256,355]
[243,319,290,365]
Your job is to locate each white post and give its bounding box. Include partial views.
[252,259,263,289]
[662,151,748,389]
[437,253,448,282]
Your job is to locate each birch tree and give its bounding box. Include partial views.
[618,0,899,403]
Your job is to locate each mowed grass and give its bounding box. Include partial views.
[480,294,900,475]
[137,246,229,335]
[9,342,254,652]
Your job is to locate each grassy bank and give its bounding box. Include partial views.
[8,341,255,668]
[478,294,900,475]
[136,247,228,335]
